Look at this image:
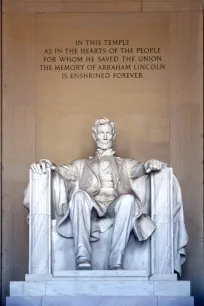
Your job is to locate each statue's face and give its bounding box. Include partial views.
[94,123,115,150]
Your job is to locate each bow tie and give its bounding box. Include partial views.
[96,148,115,159]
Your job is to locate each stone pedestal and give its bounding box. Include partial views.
[7,271,194,306]
[6,296,194,306]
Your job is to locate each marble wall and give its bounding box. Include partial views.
[2,0,203,304]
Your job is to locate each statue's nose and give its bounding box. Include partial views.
[104,134,107,140]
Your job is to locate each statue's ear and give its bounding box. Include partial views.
[113,132,116,140]
[92,131,97,140]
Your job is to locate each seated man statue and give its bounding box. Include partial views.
[29,117,188,271]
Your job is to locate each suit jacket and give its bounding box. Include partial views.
[56,156,146,200]
[54,156,156,241]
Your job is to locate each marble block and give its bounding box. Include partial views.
[53,270,149,280]
[45,280,154,296]
[151,168,174,274]
[6,296,43,306]
[10,277,191,297]
[9,282,24,297]
[149,274,177,281]
[6,297,42,306]
[155,281,191,296]
[29,169,51,275]
[25,274,53,281]
[41,296,157,306]
[6,296,194,306]
[158,297,194,306]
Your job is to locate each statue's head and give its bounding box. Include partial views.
[92,117,116,150]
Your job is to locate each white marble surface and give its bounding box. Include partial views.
[23,282,46,296]
[6,297,42,306]
[158,297,194,306]
[41,296,158,306]
[151,168,174,274]
[45,280,154,296]
[25,272,178,282]
[53,270,148,277]
[25,274,52,281]
[29,169,51,274]
[149,274,177,281]
[154,281,191,296]
[7,296,193,306]
[9,282,24,296]
[10,279,191,297]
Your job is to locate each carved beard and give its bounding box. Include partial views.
[96,140,113,150]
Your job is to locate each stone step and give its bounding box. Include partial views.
[6,296,194,306]
[53,269,149,277]
[24,271,177,282]
[10,279,191,297]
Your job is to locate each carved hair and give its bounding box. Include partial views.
[92,117,116,136]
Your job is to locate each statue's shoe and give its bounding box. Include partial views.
[77,261,92,270]
[108,265,123,270]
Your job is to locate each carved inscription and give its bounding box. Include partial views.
[39,39,166,80]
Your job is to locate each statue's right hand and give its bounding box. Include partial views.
[30,159,56,174]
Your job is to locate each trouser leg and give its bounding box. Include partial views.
[69,191,94,264]
[108,194,136,267]
[69,190,107,268]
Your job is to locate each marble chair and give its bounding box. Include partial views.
[27,167,175,278]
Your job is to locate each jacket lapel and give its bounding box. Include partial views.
[87,157,100,181]
[111,156,123,187]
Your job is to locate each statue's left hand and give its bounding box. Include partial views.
[144,159,167,174]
